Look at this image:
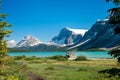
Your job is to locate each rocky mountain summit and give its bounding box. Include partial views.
[51,27,87,46]
[16,35,41,47]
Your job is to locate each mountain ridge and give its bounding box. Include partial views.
[8,22,120,51]
[70,18,120,50]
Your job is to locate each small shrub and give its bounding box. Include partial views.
[75,55,87,61]
[14,55,26,60]
[25,56,36,61]
[45,66,55,70]
[50,55,67,61]
[76,67,88,71]
[96,73,120,80]
[25,57,33,61]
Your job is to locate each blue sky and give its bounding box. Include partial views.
[3,0,114,42]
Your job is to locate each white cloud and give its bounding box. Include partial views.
[7,40,16,48]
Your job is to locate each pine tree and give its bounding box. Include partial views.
[106,0,120,5]
[106,0,120,63]
[0,0,12,57]
[0,0,13,79]
[106,0,120,34]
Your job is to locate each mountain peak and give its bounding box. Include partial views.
[51,27,87,45]
[16,35,41,47]
[24,35,35,40]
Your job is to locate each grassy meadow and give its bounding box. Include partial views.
[10,55,120,80]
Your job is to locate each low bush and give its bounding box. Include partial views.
[14,55,26,60]
[75,55,87,61]
[76,67,89,71]
[50,55,67,61]
[25,56,37,61]
[45,66,55,70]
[14,56,41,61]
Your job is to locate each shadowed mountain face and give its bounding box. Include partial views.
[51,27,87,46]
[72,19,120,50]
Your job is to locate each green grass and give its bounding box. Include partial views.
[23,58,119,80]
[1,56,119,80]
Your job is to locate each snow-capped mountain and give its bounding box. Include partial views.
[16,35,41,47]
[7,40,16,48]
[70,18,120,50]
[51,27,87,46]
[11,18,120,51]
[14,35,64,51]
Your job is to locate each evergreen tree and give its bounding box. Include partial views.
[106,0,120,34]
[0,0,16,79]
[0,0,12,56]
[106,0,120,5]
[106,0,120,63]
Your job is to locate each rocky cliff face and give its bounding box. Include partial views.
[51,27,87,46]
[71,19,120,50]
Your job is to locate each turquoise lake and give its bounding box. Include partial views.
[8,51,112,59]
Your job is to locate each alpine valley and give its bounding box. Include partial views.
[8,18,120,52]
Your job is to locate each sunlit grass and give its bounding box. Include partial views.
[24,58,119,80]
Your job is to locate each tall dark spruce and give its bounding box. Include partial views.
[106,0,120,63]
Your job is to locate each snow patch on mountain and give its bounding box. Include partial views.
[66,27,88,36]
[68,39,91,50]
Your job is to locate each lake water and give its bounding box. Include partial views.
[8,51,112,59]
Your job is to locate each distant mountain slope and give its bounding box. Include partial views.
[14,35,64,51]
[12,27,88,51]
[16,35,41,47]
[70,19,120,50]
[51,27,87,46]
